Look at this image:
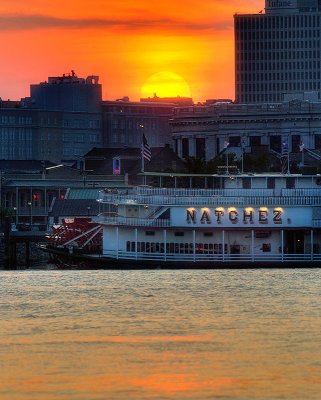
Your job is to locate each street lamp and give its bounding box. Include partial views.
[87,206,91,217]
[27,201,32,228]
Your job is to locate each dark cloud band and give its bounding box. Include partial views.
[0,14,231,32]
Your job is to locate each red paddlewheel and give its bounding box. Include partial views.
[47,218,102,251]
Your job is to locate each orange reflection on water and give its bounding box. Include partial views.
[131,373,235,395]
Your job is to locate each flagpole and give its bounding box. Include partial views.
[241,137,246,174]
[140,126,145,173]
[141,143,145,173]
[224,139,229,174]
[287,135,290,174]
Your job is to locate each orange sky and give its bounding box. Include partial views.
[0,0,263,102]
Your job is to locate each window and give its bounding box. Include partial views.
[229,136,241,147]
[195,138,206,159]
[262,243,271,252]
[203,232,213,237]
[286,178,295,189]
[267,177,275,189]
[315,134,321,150]
[182,138,189,158]
[249,136,261,147]
[242,178,251,189]
[270,135,281,153]
[292,135,301,152]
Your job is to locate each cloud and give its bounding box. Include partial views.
[0,13,232,33]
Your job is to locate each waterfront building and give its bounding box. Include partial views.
[83,145,186,177]
[0,104,36,160]
[102,98,176,148]
[0,160,127,228]
[171,99,321,162]
[24,71,102,163]
[235,0,321,103]
[0,72,103,164]
[26,71,102,113]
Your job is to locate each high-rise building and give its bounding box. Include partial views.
[235,0,321,103]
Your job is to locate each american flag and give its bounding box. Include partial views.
[281,138,288,156]
[280,137,288,174]
[142,134,152,162]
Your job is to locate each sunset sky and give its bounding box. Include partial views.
[0,0,262,102]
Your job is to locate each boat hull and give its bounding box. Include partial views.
[42,246,321,269]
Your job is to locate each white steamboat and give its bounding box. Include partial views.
[96,172,321,267]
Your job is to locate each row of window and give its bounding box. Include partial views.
[126,241,229,254]
[238,50,319,63]
[238,73,320,82]
[238,90,318,103]
[236,61,321,73]
[111,132,160,146]
[62,119,100,129]
[236,15,321,31]
[111,119,159,130]
[237,28,320,42]
[126,242,272,254]
[237,82,320,95]
[0,116,101,129]
[0,116,33,124]
[179,135,321,157]
[238,40,321,52]
[237,29,320,41]
[62,133,99,143]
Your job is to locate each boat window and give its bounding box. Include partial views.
[262,243,271,252]
[286,177,295,189]
[267,177,275,189]
[243,178,251,189]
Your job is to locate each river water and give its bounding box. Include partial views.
[0,268,320,400]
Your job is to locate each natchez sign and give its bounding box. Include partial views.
[171,207,311,228]
[186,207,282,225]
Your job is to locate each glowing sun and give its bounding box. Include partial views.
[141,71,192,98]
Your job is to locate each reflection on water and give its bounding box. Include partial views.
[0,269,321,399]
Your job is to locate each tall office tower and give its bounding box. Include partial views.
[235,0,321,103]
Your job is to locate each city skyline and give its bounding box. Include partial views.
[0,0,262,102]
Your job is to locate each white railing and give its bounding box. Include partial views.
[312,220,321,227]
[99,193,321,207]
[98,215,171,227]
[102,250,321,263]
[134,187,275,197]
[282,189,321,197]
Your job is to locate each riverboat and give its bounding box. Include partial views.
[46,172,321,268]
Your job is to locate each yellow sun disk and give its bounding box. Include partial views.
[141,71,192,98]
